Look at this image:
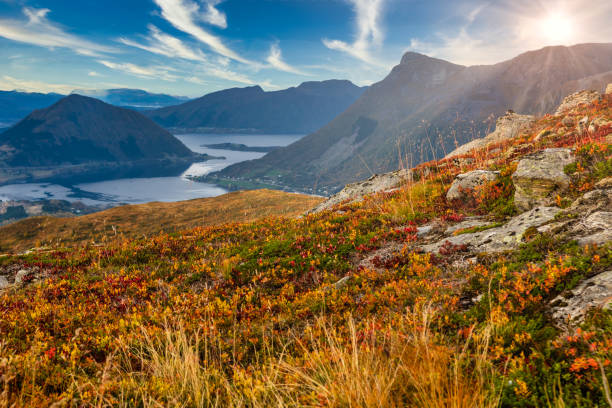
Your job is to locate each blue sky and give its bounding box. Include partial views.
[0,0,611,97]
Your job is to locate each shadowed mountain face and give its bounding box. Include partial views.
[0,94,194,168]
[145,80,367,134]
[213,43,612,194]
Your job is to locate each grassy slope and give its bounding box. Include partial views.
[0,96,611,407]
[0,190,323,253]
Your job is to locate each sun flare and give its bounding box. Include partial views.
[540,13,575,44]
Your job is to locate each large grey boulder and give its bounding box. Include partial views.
[0,276,9,289]
[446,111,536,158]
[421,206,560,254]
[555,90,601,115]
[574,211,612,246]
[309,169,411,213]
[551,270,612,327]
[512,148,575,212]
[446,170,500,202]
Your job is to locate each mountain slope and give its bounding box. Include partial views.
[145,80,366,134]
[0,94,208,184]
[0,189,322,252]
[0,89,610,406]
[211,43,612,194]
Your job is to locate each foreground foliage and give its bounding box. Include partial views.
[1,96,611,407]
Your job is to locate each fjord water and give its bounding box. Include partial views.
[0,134,303,205]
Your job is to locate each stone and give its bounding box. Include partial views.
[446,170,500,202]
[0,276,9,289]
[551,270,612,327]
[14,269,29,285]
[574,212,612,246]
[561,116,574,127]
[555,90,601,115]
[421,206,560,254]
[446,111,536,158]
[333,276,351,290]
[309,169,411,213]
[512,148,575,212]
[606,84,612,95]
[444,217,490,235]
[577,116,589,134]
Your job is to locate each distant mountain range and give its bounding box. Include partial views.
[0,89,190,128]
[0,91,64,128]
[145,80,366,134]
[94,88,190,110]
[209,43,612,194]
[0,94,212,185]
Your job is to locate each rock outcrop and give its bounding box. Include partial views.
[446,111,536,158]
[555,90,601,115]
[420,206,560,254]
[309,169,411,213]
[0,275,8,289]
[551,270,612,327]
[446,170,500,202]
[512,148,575,211]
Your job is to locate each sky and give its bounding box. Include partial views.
[0,0,611,98]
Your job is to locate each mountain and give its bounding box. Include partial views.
[0,94,210,184]
[209,43,612,194]
[99,88,189,110]
[145,80,366,134]
[0,91,64,127]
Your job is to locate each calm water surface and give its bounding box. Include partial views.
[0,134,303,205]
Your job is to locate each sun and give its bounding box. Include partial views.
[540,13,575,44]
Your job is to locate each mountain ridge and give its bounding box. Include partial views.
[145,79,367,134]
[209,43,612,194]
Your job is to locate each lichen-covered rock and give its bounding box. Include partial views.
[446,111,536,158]
[551,270,612,327]
[0,276,9,289]
[555,90,601,115]
[446,170,500,202]
[421,206,560,254]
[574,212,612,246]
[309,169,411,213]
[512,148,575,211]
[14,269,29,285]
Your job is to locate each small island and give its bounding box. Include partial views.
[202,142,280,153]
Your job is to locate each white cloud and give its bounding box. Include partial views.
[201,0,227,29]
[0,7,116,57]
[153,0,252,64]
[119,25,207,62]
[323,0,386,65]
[266,43,309,75]
[98,60,179,82]
[0,75,78,94]
[88,71,102,77]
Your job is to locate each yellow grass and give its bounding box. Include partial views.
[0,190,322,253]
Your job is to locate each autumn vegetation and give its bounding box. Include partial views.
[1,96,611,407]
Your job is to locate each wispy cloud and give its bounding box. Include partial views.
[119,25,207,62]
[88,71,102,77]
[323,0,386,65]
[0,7,115,57]
[266,43,309,75]
[153,0,252,65]
[0,75,79,94]
[98,60,179,82]
[201,0,227,29]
